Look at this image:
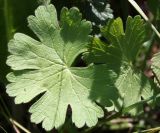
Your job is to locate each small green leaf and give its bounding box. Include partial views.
[102,16,147,62]
[6,4,118,130]
[89,16,154,114]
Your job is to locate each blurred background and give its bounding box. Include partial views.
[0,0,160,132]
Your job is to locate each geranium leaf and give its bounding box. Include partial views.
[6,4,118,130]
[88,16,154,114]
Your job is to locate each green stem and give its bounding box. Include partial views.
[141,33,155,71]
[4,0,14,41]
[134,127,160,133]
[0,96,11,117]
[0,108,11,124]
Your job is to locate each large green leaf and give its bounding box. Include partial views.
[6,4,118,130]
[88,16,154,114]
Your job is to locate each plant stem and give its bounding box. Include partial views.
[134,127,160,133]
[0,96,11,117]
[128,0,160,39]
[0,96,30,133]
[4,0,14,41]
[0,109,10,124]
[10,118,31,133]
[0,110,31,133]
[0,125,7,133]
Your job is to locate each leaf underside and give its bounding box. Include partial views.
[6,3,155,131]
[6,4,118,131]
